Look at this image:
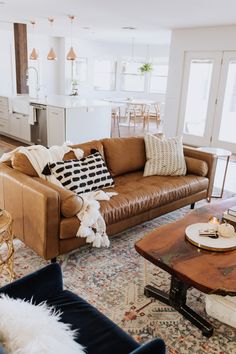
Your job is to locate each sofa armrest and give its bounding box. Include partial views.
[0,264,63,303]
[129,339,166,354]
[0,164,60,260]
[183,146,217,200]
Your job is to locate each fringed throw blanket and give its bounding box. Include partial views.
[0,145,116,248]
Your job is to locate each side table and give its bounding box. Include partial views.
[0,210,15,282]
[197,147,232,200]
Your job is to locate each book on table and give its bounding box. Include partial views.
[222,210,236,227]
[228,205,236,217]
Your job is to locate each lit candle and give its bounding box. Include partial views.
[208,216,220,231]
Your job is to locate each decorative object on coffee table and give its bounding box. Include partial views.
[196,147,231,199]
[135,197,236,337]
[185,222,236,251]
[0,210,14,282]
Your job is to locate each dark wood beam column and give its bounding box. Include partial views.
[14,23,29,94]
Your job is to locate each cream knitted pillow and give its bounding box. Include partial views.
[144,134,186,177]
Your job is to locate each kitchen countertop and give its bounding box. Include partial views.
[29,95,111,109]
[0,94,111,115]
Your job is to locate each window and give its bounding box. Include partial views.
[183,59,213,136]
[94,59,116,91]
[149,63,169,94]
[120,61,145,92]
[73,57,88,82]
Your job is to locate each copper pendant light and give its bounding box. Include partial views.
[47,18,57,60]
[29,21,39,60]
[66,15,77,60]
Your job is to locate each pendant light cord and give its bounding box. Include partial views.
[70,18,72,47]
[131,37,135,61]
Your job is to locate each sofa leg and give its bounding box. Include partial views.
[51,257,57,263]
[190,203,195,210]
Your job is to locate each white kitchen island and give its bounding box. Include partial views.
[32,96,112,147]
[0,94,112,147]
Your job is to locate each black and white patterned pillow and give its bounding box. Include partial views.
[43,151,114,194]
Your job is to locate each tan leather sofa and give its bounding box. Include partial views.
[0,137,217,260]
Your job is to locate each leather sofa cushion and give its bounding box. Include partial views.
[12,152,38,177]
[185,156,208,177]
[34,178,83,217]
[102,137,146,177]
[11,140,104,177]
[59,171,208,239]
[65,140,104,160]
[100,172,208,225]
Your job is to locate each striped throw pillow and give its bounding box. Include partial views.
[143,134,186,176]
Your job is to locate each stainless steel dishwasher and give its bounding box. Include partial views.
[30,103,48,146]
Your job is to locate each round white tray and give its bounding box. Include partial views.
[185,223,236,252]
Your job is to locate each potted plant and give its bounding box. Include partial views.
[71,79,79,96]
[139,63,153,74]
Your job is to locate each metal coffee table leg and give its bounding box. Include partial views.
[144,275,213,337]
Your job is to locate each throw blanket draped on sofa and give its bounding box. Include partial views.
[0,145,115,248]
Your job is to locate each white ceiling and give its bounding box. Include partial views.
[1,0,236,44]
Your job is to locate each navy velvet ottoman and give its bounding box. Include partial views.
[0,264,165,354]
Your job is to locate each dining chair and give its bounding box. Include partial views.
[145,102,165,131]
[127,103,148,131]
[111,104,122,137]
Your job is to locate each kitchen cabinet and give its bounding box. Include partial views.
[2,95,111,146]
[9,113,31,142]
[65,106,111,144]
[47,106,65,146]
[0,118,9,134]
[0,96,9,135]
[46,104,111,147]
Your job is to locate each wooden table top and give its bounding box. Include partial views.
[135,198,236,296]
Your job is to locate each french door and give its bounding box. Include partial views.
[178,51,236,153]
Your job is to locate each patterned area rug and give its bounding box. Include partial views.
[1,198,236,353]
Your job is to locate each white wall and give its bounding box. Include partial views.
[64,38,169,101]
[27,34,63,97]
[0,23,16,95]
[0,23,169,100]
[165,25,236,137]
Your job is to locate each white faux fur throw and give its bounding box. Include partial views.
[0,144,115,248]
[0,294,85,354]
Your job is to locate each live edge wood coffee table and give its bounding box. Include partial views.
[135,198,236,337]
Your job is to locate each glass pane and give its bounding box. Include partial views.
[152,64,168,76]
[74,58,87,82]
[121,74,145,92]
[218,61,236,143]
[183,60,213,136]
[150,76,168,94]
[94,59,115,73]
[94,59,116,90]
[121,61,143,74]
[94,73,115,90]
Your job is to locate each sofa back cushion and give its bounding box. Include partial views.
[12,152,38,177]
[64,140,104,160]
[185,156,208,177]
[102,137,146,177]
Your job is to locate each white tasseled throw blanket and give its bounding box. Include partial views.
[0,145,116,248]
